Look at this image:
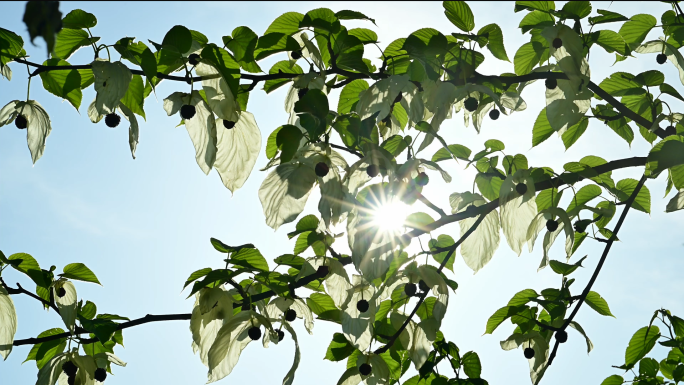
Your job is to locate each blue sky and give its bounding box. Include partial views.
[1,1,683,384]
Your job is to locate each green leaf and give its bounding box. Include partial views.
[634,70,664,87]
[536,188,562,212]
[162,25,192,54]
[61,9,97,29]
[514,1,555,12]
[404,212,434,231]
[24,328,66,369]
[600,375,625,385]
[325,333,356,361]
[307,293,341,322]
[561,1,591,19]
[461,351,481,378]
[8,252,40,276]
[485,305,525,334]
[38,58,82,110]
[300,8,340,32]
[294,89,329,119]
[79,301,97,320]
[475,173,503,201]
[566,184,602,217]
[0,28,24,67]
[478,23,509,61]
[619,14,657,51]
[593,30,629,56]
[585,291,615,317]
[338,79,368,115]
[265,12,305,35]
[225,26,259,71]
[53,28,98,60]
[183,268,212,289]
[381,135,409,157]
[23,1,62,56]
[428,235,455,272]
[264,61,303,93]
[514,41,544,75]
[274,254,306,269]
[598,72,644,97]
[432,144,471,162]
[79,317,119,343]
[519,11,555,34]
[228,248,269,272]
[561,117,588,149]
[210,238,255,254]
[60,263,101,285]
[532,107,554,146]
[660,83,684,102]
[444,2,475,32]
[590,10,628,25]
[276,124,304,163]
[549,256,586,276]
[335,10,376,24]
[120,74,145,119]
[639,357,660,377]
[646,136,684,177]
[624,326,660,369]
[613,178,651,214]
[348,28,378,44]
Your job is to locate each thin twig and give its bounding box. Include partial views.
[416,193,447,218]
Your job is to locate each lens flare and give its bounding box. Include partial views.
[369,198,412,236]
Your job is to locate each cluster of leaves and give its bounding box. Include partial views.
[2,1,684,385]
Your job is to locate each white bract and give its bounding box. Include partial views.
[450,192,501,273]
[213,112,261,193]
[54,280,77,332]
[0,286,17,360]
[499,170,538,256]
[92,60,132,115]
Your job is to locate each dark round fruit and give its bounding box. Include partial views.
[180,104,196,120]
[366,164,379,178]
[188,53,200,66]
[524,347,535,359]
[359,363,372,376]
[419,280,429,292]
[248,326,262,341]
[552,38,562,49]
[555,330,568,343]
[515,183,528,195]
[665,125,677,137]
[546,219,559,232]
[404,283,417,297]
[277,329,285,342]
[464,97,478,112]
[317,265,329,278]
[489,109,500,120]
[393,92,403,104]
[94,368,107,382]
[415,172,429,187]
[62,361,77,377]
[67,375,75,385]
[657,53,667,65]
[285,309,297,322]
[298,88,308,99]
[545,78,557,90]
[56,287,66,298]
[315,162,329,177]
[356,299,369,313]
[105,113,120,128]
[15,115,27,129]
[291,50,302,60]
[223,120,235,129]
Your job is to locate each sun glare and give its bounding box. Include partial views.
[371,198,413,235]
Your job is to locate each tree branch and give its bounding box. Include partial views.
[416,193,447,218]
[1,278,60,314]
[329,143,363,158]
[546,174,648,366]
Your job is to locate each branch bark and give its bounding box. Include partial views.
[545,174,648,366]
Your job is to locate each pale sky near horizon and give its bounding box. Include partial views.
[1,2,683,385]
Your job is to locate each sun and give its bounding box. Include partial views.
[369,198,413,236]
